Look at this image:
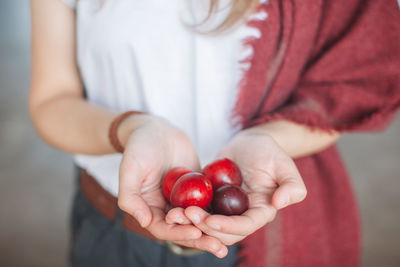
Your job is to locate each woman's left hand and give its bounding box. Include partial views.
[166,127,307,246]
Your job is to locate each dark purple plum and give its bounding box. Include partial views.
[212,185,249,216]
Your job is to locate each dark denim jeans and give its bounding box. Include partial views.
[69,184,240,267]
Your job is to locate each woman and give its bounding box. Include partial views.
[29,0,400,266]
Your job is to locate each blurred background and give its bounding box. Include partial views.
[0,1,399,266]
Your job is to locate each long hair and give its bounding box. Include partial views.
[94,0,260,33]
[200,0,260,33]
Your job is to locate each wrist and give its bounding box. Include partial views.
[117,113,154,148]
[117,114,177,150]
[247,121,288,145]
[234,124,277,143]
[243,119,340,158]
[234,121,293,156]
[108,111,150,153]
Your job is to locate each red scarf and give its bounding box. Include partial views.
[235,1,400,266]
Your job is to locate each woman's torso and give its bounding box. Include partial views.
[65,0,268,196]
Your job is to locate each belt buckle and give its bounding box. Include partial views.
[165,241,204,257]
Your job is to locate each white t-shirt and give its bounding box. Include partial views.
[61,0,268,196]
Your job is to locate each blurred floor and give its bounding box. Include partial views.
[0,1,399,267]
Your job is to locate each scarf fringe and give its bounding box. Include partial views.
[232,1,271,130]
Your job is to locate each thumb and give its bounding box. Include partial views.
[118,156,152,228]
[272,176,307,210]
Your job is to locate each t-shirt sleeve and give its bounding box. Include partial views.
[60,0,76,9]
[253,0,400,133]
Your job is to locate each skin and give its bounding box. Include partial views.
[167,125,338,251]
[30,0,340,258]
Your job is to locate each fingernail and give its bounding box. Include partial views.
[175,217,184,224]
[216,248,226,258]
[186,235,197,240]
[209,223,221,230]
[134,210,144,226]
[279,194,290,209]
[190,214,200,224]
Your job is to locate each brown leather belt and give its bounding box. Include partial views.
[80,170,157,240]
[79,170,203,257]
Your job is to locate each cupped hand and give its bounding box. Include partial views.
[167,127,307,246]
[117,115,227,257]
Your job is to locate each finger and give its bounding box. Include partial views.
[118,193,152,228]
[118,155,153,227]
[205,205,277,236]
[173,235,228,258]
[273,176,307,209]
[185,207,243,246]
[166,207,192,225]
[146,207,202,241]
[188,193,277,237]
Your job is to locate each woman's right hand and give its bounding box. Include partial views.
[118,114,229,257]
